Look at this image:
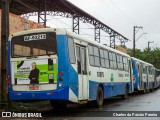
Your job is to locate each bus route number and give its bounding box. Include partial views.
[24,34,46,41]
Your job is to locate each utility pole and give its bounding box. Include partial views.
[133,26,143,57]
[148,41,154,63]
[0,0,10,108]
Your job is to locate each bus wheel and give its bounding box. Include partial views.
[121,86,128,99]
[142,86,147,94]
[95,86,104,108]
[150,88,154,92]
[50,100,67,109]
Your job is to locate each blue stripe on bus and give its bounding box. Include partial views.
[132,60,140,90]
[89,80,130,100]
[9,86,69,101]
[57,35,78,97]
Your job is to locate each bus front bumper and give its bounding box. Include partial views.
[8,87,69,101]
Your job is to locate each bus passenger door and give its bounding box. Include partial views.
[76,46,88,100]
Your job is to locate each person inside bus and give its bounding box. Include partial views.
[28,62,40,84]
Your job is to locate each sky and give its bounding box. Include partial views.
[30,0,160,50]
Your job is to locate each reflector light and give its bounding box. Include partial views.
[59,77,63,81]
[8,75,10,78]
[7,80,11,84]
[59,71,63,76]
[14,93,21,96]
[47,92,55,95]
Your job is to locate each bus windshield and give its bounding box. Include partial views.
[11,32,57,57]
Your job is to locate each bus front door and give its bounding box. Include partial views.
[76,46,88,100]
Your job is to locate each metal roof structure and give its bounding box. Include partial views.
[7,0,129,47]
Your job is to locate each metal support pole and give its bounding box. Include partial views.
[94,27,100,43]
[72,15,79,34]
[110,34,115,49]
[121,41,125,47]
[38,0,47,27]
[44,1,47,27]
[0,0,10,108]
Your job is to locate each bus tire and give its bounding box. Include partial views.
[142,85,147,94]
[152,83,154,91]
[95,86,104,108]
[50,100,67,109]
[150,88,154,92]
[121,86,128,100]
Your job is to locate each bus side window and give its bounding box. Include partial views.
[88,45,94,66]
[119,55,123,70]
[68,37,76,64]
[145,66,147,74]
[117,54,123,70]
[143,65,146,74]
[112,52,117,69]
[104,50,110,68]
[123,57,128,71]
[93,46,100,67]
[100,49,105,68]
[109,52,113,69]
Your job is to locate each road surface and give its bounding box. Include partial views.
[38,89,160,120]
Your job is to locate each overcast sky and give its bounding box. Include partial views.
[41,0,160,50]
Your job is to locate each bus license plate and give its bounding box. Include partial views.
[29,85,39,90]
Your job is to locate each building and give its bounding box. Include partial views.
[0,10,44,40]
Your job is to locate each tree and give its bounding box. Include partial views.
[127,47,160,69]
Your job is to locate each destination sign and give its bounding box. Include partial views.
[24,34,46,41]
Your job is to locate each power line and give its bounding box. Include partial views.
[48,16,71,27]
[110,0,137,25]
[100,0,137,27]
[142,29,148,41]
[48,17,93,38]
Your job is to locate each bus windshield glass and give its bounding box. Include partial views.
[11,32,57,57]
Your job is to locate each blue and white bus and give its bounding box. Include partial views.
[131,57,155,93]
[155,69,160,89]
[8,28,133,107]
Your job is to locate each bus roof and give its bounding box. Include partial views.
[9,28,130,58]
[131,57,153,66]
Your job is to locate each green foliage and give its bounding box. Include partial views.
[127,47,160,69]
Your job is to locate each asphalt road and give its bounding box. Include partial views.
[39,89,160,120]
[2,89,160,120]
